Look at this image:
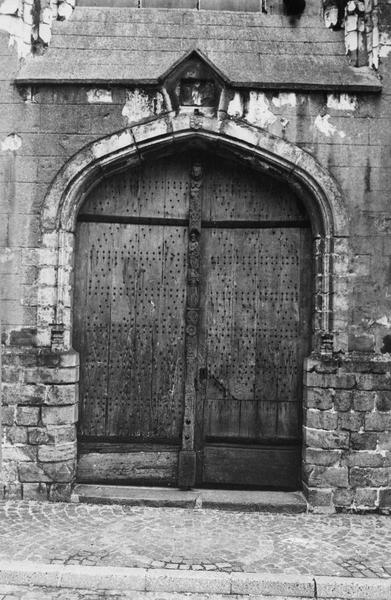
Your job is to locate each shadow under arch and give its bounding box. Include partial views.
[41,113,349,353]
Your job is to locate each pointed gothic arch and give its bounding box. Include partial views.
[41,112,349,354]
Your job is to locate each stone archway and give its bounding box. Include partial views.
[42,113,348,353]
[39,111,349,493]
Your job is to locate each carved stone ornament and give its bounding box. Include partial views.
[160,49,226,114]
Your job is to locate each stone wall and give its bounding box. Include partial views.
[1,0,391,509]
[1,348,78,500]
[304,356,391,512]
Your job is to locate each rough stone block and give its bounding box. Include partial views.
[2,365,22,384]
[8,328,37,346]
[376,391,391,412]
[378,487,391,508]
[41,405,78,426]
[22,483,48,500]
[357,373,391,390]
[46,425,76,444]
[377,432,391,452]
[43,460,76,483]
[1,383,46,405]
[2,446,36,462]
[19,463,52,483]
[350,467,391,487]
[28,428,50,445]
[146,569,231,593]
[305,373,356,389]
[49,482,73,502]
[37,442,77,463]
[3,483,23,500]
[306,409,338,430]
[315,575,391,599]
[3,426,28,444]
[45,384,78,405]
[351,432,378,450]
[58,350,79,368]
[59,565,146,590]
[304,387,334,410]
[339,411,363,431]
[355,487,378,507]
[344,451,384,467]
[303,483,332,507]
[304,427,349,450]
[332,488,354,507]
[304,448,342,466]
[334,390,352,411]
[304,465,348,488]
[353,391,377,411]
[365,412,391,431]
[15,406,40,426]
[231,572,315,596]
[1,406,15,426]
[24,366,79,385]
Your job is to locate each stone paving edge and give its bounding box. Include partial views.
[0,562,390,599]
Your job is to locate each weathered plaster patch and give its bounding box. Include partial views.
[0,14,29,57]
[327,94,358,111]
[314,114,346,138]
[0,0,19,15]
[92,130,133,160]
[324,5,339,28]
[378,316,390,326]
[57,0,74,20]
[0,248,14,264]
[1,133,22,151]
[272,93,296,108]
[227,92,244,118]
[122,89,164,126]
[87,89,113,104]
[246,92,276,129]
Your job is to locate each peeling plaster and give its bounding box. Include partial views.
[327,94,358,111]
[314,114,346,138]
[324,5,339,28]
[57,0,73,20]
[0,13,29,57]
[376,316,390,326]
[1,133,22,151]
[87,89,113,104]
[122,89,164,126]
[0,0,19,15]
[272,93,296,108]
[246,92,276,129]
[227,92,244,118]
[92,130,133,160]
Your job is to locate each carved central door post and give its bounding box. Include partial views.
[178,162,203,489]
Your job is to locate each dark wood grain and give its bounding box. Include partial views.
[74,153,311,489]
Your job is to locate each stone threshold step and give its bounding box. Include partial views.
[0,561,391,599]
[72,484,307,512]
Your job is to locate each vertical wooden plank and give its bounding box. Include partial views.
[199,157,312,466]
[74,157,189,444]
[73,222,111,438]
[178,162,203,488]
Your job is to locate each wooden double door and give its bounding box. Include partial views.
[74,153,312,490]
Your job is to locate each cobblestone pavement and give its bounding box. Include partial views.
[0,502,390,578]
